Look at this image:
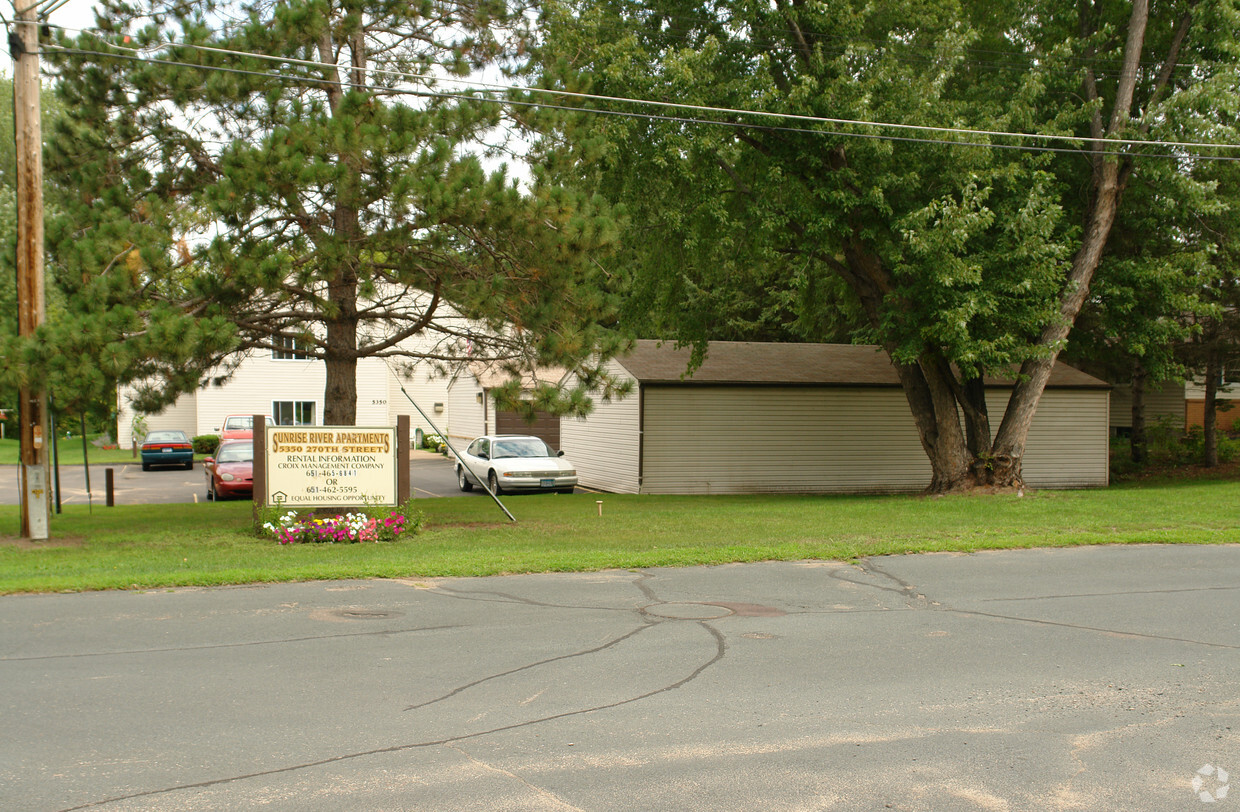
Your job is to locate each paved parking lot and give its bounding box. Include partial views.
[0,452,481,507]
[2,544,1237,811]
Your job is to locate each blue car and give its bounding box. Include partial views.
[140,430,195,471]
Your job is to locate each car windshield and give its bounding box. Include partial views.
[145,431,186,443]
[216,443,253,463]
[225,417,253,429]
[491,438,553,459]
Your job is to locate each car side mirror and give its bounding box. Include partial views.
[478,452,489,461]
[204,457,215,465]
[557,450,565,457]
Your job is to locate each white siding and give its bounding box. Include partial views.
[640,386,931,494]
[1110,382,1185,430]
[117,388,198,447]
[1006,389,1110,489]
[445,374,486,443]
[637,385,1109,494]
[354,357,392,426]
[387,364,453,442]
[560,366,642,494]
[197,351,324,434]
[1186,378,1240,399]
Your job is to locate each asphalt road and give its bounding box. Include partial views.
[2,544,1238,811]
[0,452,481,507]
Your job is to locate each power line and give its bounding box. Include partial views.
[27,26,1240,161]
[56,23,1240,153]
[31,10,1228,78]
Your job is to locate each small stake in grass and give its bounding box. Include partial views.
[596,500,603,517]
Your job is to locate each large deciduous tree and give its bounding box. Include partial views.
[40,0,629,426]
[535,0,1240,490]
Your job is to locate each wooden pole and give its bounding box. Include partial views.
[252,414,266,526]
[397,415,410,504]
[13,0,48,540]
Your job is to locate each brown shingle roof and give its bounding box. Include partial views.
[617,340,1108,389]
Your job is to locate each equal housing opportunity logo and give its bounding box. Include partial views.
[1193,765,1230,803]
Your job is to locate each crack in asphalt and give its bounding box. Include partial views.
[947,608,1240,650]
[838,558,938,609]
[402,621,658,711]
[980,584,1240,602]
[428,583,640,613]
[57,570,729,811]
[844,556,1238,650]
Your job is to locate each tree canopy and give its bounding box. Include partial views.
[32,0,630,427]
[534,0,1240,490]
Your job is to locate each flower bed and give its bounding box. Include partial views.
[262,505,421,544]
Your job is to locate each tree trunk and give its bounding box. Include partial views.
[962,376,991,458]
[323,351,358,426]
[1203,351,1219,468]
[1130,362,1146,464]
[323,263,360,425]
[891,358,977,493]
[986,0,1148,487]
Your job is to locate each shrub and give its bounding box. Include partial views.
[422,433,443,450]
[193,434,221,455]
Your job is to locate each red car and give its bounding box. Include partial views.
[204,440,254,501]
[216,414,273,441]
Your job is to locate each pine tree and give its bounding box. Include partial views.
[37,0,629,426]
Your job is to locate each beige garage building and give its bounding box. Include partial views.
[560,341,1111,494]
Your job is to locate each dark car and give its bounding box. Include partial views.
[203,440,254,501]
[140,430,195,471]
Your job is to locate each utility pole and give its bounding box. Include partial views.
[12,0,48,540]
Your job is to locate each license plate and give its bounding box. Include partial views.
[540,478,555,488]
[161,448,172,453]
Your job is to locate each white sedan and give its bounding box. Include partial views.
[455,435,577,495]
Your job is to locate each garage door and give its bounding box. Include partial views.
[495,409,560,448]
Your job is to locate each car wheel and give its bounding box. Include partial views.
[141,462,150,472]
[457,466,473,492]
[185,460,194,471]
[487,470,502,496]
[206,478,215,501]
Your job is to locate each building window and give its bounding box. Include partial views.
[272,335,313,360]
[273,401,316,426]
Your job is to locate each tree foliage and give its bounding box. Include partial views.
[35,0,630,426]
[1179,159,1240,466]
[0,74,130,430]
[534,0,1240,490]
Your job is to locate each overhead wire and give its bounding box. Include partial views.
[53,44,1147,159]
[14,16,1240,160]
[34,0,77,18]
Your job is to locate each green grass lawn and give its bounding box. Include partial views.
[3,476,1238,595]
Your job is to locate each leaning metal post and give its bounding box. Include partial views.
[394,381,516,523]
